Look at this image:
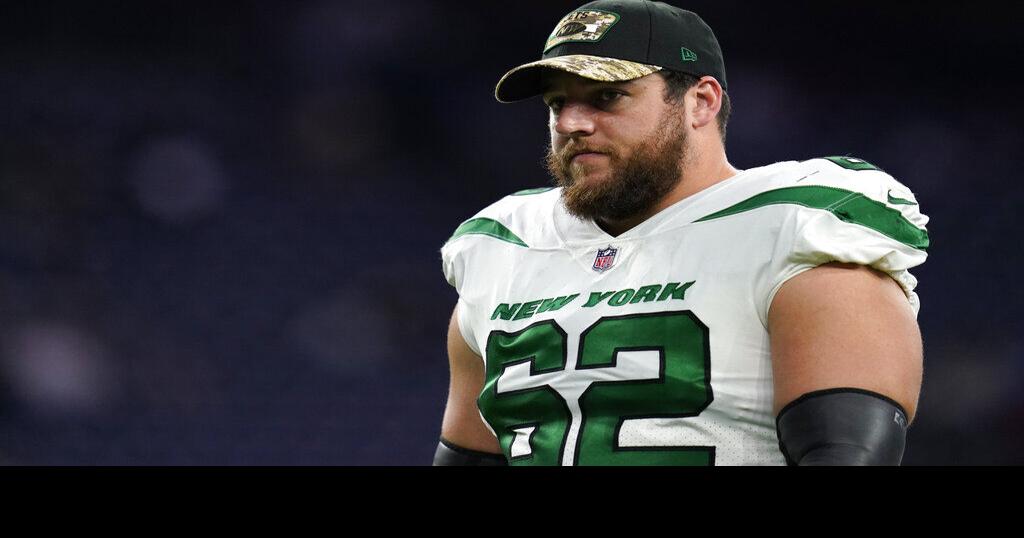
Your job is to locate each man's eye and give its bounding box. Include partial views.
[598,90,623,103]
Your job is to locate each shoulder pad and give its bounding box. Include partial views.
[440,187,561,291]
[443,187,561,250]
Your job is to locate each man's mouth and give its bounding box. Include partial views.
[566,149,607,166]
[571,152,606,164]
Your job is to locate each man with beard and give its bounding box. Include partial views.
[434,0,930,466]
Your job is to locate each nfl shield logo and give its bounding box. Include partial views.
[592,246,617,272]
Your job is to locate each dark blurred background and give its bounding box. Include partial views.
[0,0,1019,465]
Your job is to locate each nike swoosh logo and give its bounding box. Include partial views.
[887,190,918,205]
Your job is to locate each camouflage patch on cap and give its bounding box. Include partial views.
[544,10,620,53]
[495,55,662,102]
[531,55,661,81]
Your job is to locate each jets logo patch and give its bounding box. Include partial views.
[592,246,618,272]
[544,10,620,52]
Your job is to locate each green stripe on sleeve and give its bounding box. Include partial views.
[694,186,929,251]
[822,156,882,171]
[511,187,555,196]
[447,217,528,247]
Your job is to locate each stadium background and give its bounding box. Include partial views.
[0,1,1019,465]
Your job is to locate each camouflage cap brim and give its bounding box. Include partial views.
[494,54,662,103]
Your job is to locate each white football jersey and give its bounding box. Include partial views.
[440,156,929,466]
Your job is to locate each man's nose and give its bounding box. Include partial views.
[553,103,596,137]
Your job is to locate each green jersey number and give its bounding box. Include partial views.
[480,311,714,465]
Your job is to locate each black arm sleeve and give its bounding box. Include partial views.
[433,437,507,466]
[776,388,910,466]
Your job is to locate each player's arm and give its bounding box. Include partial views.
[768,261,923,465]
[433,304,506,465]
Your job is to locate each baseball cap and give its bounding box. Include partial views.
[495,0,727,103]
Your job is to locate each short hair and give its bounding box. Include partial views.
[657,70,731,143]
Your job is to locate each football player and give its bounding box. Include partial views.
[434,0,928,465]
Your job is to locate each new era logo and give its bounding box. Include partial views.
[680,47,697,62]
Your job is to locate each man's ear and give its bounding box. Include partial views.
[689,76,724,130]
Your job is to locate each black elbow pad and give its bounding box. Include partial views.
[433,438,507,466]
[776,388,910,466]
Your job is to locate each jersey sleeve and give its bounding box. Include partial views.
[441,233,482,356]
[758,159,931,323]
[440,191,548,356]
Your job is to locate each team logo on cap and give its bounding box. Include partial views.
[544,10,620,53]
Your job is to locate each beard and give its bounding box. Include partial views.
[546,111,688,223]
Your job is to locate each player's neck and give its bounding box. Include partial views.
[595,156,741,237]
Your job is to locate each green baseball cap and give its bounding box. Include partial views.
[495,0,727,103]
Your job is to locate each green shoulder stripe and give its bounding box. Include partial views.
[694,186,929,251]
[822,156,882,172]
[511,187,555,196]
[447,217,528,247]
